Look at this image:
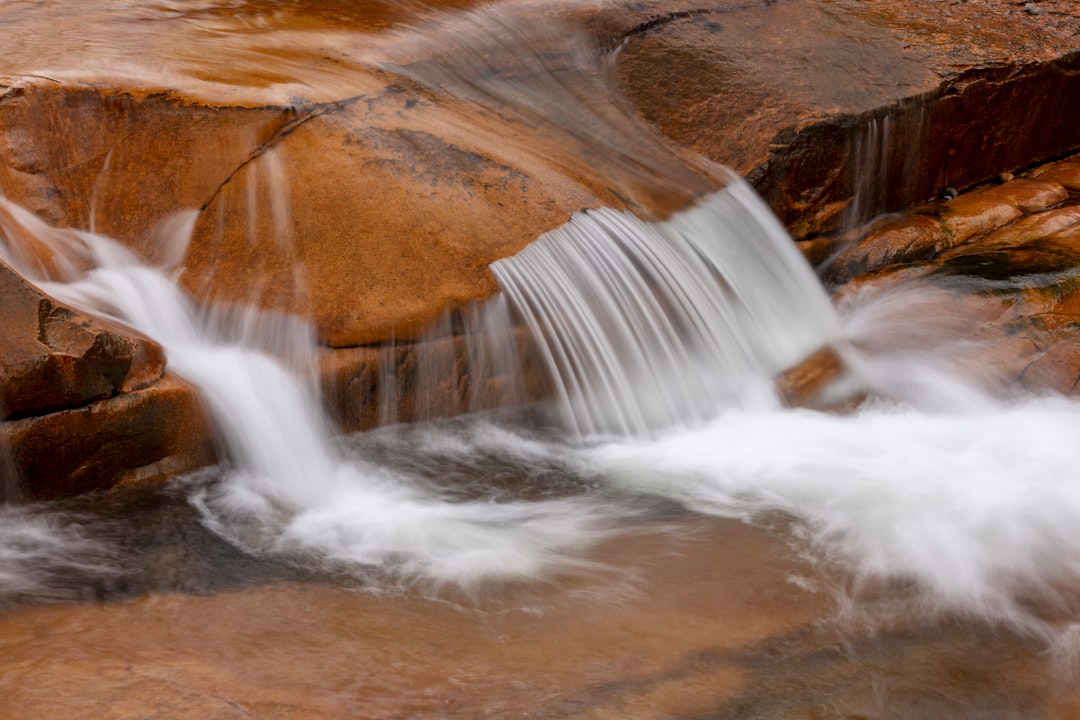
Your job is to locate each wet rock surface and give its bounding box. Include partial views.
[617,0,1080,237]
[806,153,1080,399]
[0,511,1077,719]
[1,374,216,501]
[0,0,1077,489]
[0,260,165,420]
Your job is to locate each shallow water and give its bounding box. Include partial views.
[1,500,1078,719]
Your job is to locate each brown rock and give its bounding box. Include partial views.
[182,100,607,346]
[825,214,948,283]
[774,346,849,408]
[1032,157,1080,191]
[939,191,1024,244]
[0,86,295,265]
[0,0,1077,350]
[984,178,1068,214]
[1,374,216,500]
[615,0,1080,236]
[1046,220,1080,244]
[0,260,165,419]
[320,322,550,432]
[1020,341,1080,395]
[979,335,1042,388]
[936,201,1080,282]
[981,205,1080,246]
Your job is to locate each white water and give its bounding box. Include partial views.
[2,184,1078,643]
[2,173,1080,636]
[492,174,841,437]
[2,154,1080,654]
[587,399,1080,627]
[0,195,617,588]
[0,505,118,606]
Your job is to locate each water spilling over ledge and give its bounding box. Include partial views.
[1,0,1080,717]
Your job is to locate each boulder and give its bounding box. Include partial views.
[0,260,164,419]
[615,0,1080,237]
[1,374,216,501]
[0,260,214,500]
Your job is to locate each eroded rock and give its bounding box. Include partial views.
[1033,157,1080,191]
[825,214,949,284]
[0,260,164,419]
[1,374,216,500]
[816,151,1080,398]
[616,0,1080,236]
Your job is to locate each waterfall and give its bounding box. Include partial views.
[0,194,616,587]
[840,102,930,232]
[491,173,842,438]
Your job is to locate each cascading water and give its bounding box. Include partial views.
[0,192,617,588]
[491,173,841,438]
[0,1,1078,679]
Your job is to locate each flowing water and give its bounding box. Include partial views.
[1,2,1080,717]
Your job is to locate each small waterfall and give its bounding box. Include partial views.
[372,295,532,428]
[491,173,841,438]
[0,196,614,586]
[841,103,929,231]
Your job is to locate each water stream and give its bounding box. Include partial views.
[1,2,1080,716]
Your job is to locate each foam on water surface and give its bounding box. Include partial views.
[0,116,1077,657]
